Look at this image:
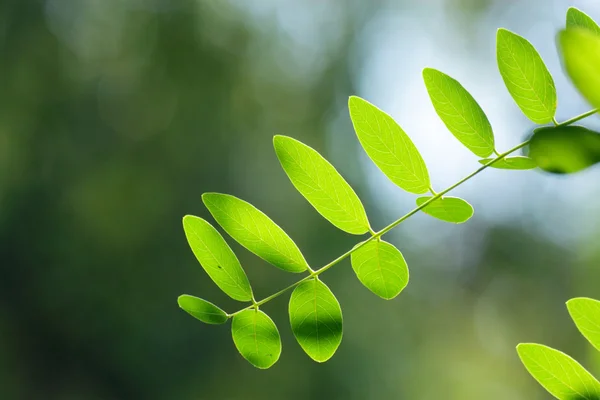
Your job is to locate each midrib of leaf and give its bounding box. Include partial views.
[189,228,247,292]
[501,38,551,115]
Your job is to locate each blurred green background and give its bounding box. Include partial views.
[2,0,600,399]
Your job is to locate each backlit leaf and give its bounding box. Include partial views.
[567,7,600,35]
[177,295,228,324]
[182,216,252,301]
[423,68,495,157]
[478,156,537,170]
[517,343,600,400]
[416,196,474,224]
[289,278,343,362]
[350,240,408,300]
[203,193,308,273]
[273,135,370,235]
[567,297,600,352]
[496,29,557,124]
[559,28,600,109]
[232,309,281,369]
[348,96,430,194]
[529,126,600,174]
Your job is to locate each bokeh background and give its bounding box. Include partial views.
[2,0,600,398]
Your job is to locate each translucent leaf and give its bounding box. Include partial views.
[517,343,600,399]
[567,297,600,352]
[232,309,281,369]
[350,240,408,300]
[496,29,557,124]
[478,156,537,170]
[567,7,600,35]
[177,295,228,324]
[273,135,370,235]
[203,193,308,273]
[416,196,474,224]
[529,126,600,174]
[348,96,430,194]
[182,215,253,301]
[559,28,600,109]
[289,278,343,362]
[422,68,495,157]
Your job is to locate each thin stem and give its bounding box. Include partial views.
[552,117,559,126]
[555,109,598,127]
[229,109,597,316]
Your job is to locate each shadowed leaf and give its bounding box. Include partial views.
[232,309,281,369]
[559,29,600,109]
[289,278,343,362]
[478,156,537,170]
[567,7,600,35]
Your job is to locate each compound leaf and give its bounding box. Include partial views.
[529,126,600,174]
[416,196,474,224]
[351,240,409,300]
[177,295,228,324]
[517,343,600,400]
[232,309,281,369]
[567,297,600,352]
[182,215,252,301]
[203,193,308,273]
[567,7,600,35]
[348,96,430,194]
[496,29,557,124]
[289,278,343,362]
[423,68,495,157]
[273,135,370,235]
[478,156,537,170]
[559,28,600,109]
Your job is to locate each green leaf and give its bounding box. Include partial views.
[202,193,308,273]
[479,156,537,170]
[496,29,557,124]
[289,278,343,362]
[350,240,409,300]
[478,156,537,170]
[567,297,600,352]
[517,343,600,400]
[232,309,281,369]
[348,96,430,194]
[416,196,474,224]
[528,126,600,174]
[273,135,370,235]
[177,295,228,324]
[182,216,253,302]
[559,28,600,109]
[422,68,495,157]
[567,7,600,36]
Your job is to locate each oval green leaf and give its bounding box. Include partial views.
[478,156,537,170]
[350,240,409,300]
[416,196,474,224]
[289,278,343,362]
[496,29,557,124]
[559,28,600,109]
[202,193,308,273]
[182,216,253,301]
[273,135,370,235]
[177,295,229,324]
[529,126,600,174]
[348,96,430,194]
[422,68,495,157]
[231,309,281,369]
[567,297,600,352]
[517,343,600,400]
[567,7,600,36]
